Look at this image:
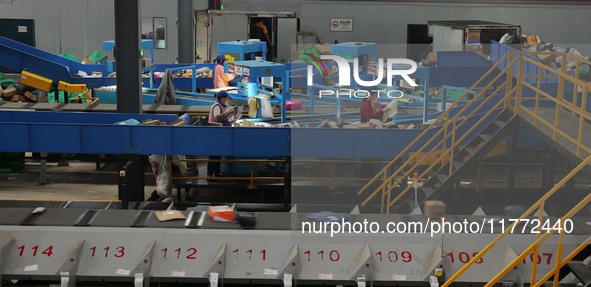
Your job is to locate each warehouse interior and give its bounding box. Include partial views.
[0,0,590,286]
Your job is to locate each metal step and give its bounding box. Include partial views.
[567,261,591,287]
[404,200,419,214]
[573,245,591,261]
[493,120,507,127]
[479,134,493,142]
[482,122,500,134]
[393,110,516,214]
[422,186,435,197]
[435,173,448,183]
[464,147,478,157]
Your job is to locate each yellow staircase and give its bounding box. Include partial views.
[357,51,521,213]
[357,50,591,286]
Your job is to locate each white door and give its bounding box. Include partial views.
[432,25,464,53]
[195,10,209,63]
[276,17,298,62]
[209,12,249,61]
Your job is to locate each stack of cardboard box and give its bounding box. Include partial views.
[0,88,42,102]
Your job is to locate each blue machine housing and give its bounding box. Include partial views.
[217,40,268,61]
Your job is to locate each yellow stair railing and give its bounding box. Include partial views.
[437,51,591,286]
[441,155,591,287]
[357,51,520,213]
[356,49,591,284]
[532,237,591,287]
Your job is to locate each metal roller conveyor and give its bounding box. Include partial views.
[0,207,589,286]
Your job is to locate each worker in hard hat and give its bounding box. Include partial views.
[207,90,241,178]
[208,90,240,127]
[213,54,236,89]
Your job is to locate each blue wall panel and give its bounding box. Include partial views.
[0,111,178,125]
[29,125,80,153]
[172,127,233,155]
[0,110,511,157]
[351,129,422,159]
[81,126,131,154]
[0,123,29,152]
[292,129,355,158]
[131,126,172,155]
[232,128,290,157]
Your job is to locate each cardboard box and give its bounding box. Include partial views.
[423,52,437,66]
[526,35,540,45]
[468,29,481,42]
[21,95,34,102]
[23,91,37,102]
[208,205,235,222]
[12,95,33,102]
[171,119,185,126]
[38,93,49,103]
[81,57,93,64]
[424,200,446,219]
[143,120,166,125]
[3,87,18,98]
[154,210,186,222]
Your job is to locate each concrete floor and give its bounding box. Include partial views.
[0,161,155,201]
[1,157,590,209]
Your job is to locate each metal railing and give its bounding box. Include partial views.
[357,51,518,213]
[170,158,287,189]
[442,156,591,287]
[292,159,394,191]
[361,49,591,286]
[441,50,591,287]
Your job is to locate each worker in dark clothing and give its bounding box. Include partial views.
[360,92,385,123]
[250,19,272,59]
[207,91,240,178]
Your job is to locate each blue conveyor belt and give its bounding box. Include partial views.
[0,36,215,90]
[0,36,113,88]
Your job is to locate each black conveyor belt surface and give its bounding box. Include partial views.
[0,208,589,235]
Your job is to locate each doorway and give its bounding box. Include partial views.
[248,16,273,60]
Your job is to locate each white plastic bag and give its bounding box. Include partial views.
[149,154,170,197]
[260,98,273,118]
[382,98,398,121]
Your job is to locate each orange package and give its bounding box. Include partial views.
[208,205,235,222]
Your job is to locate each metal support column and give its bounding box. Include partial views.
[284,157,292,211]
[118,156,146,209]
[566,159,576,192]
[39,152,47,185]
[177,0,194,63]
[507,124,520,197]
[423,76,430,123]
[114,0,142,114]
[543,148,556,192]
